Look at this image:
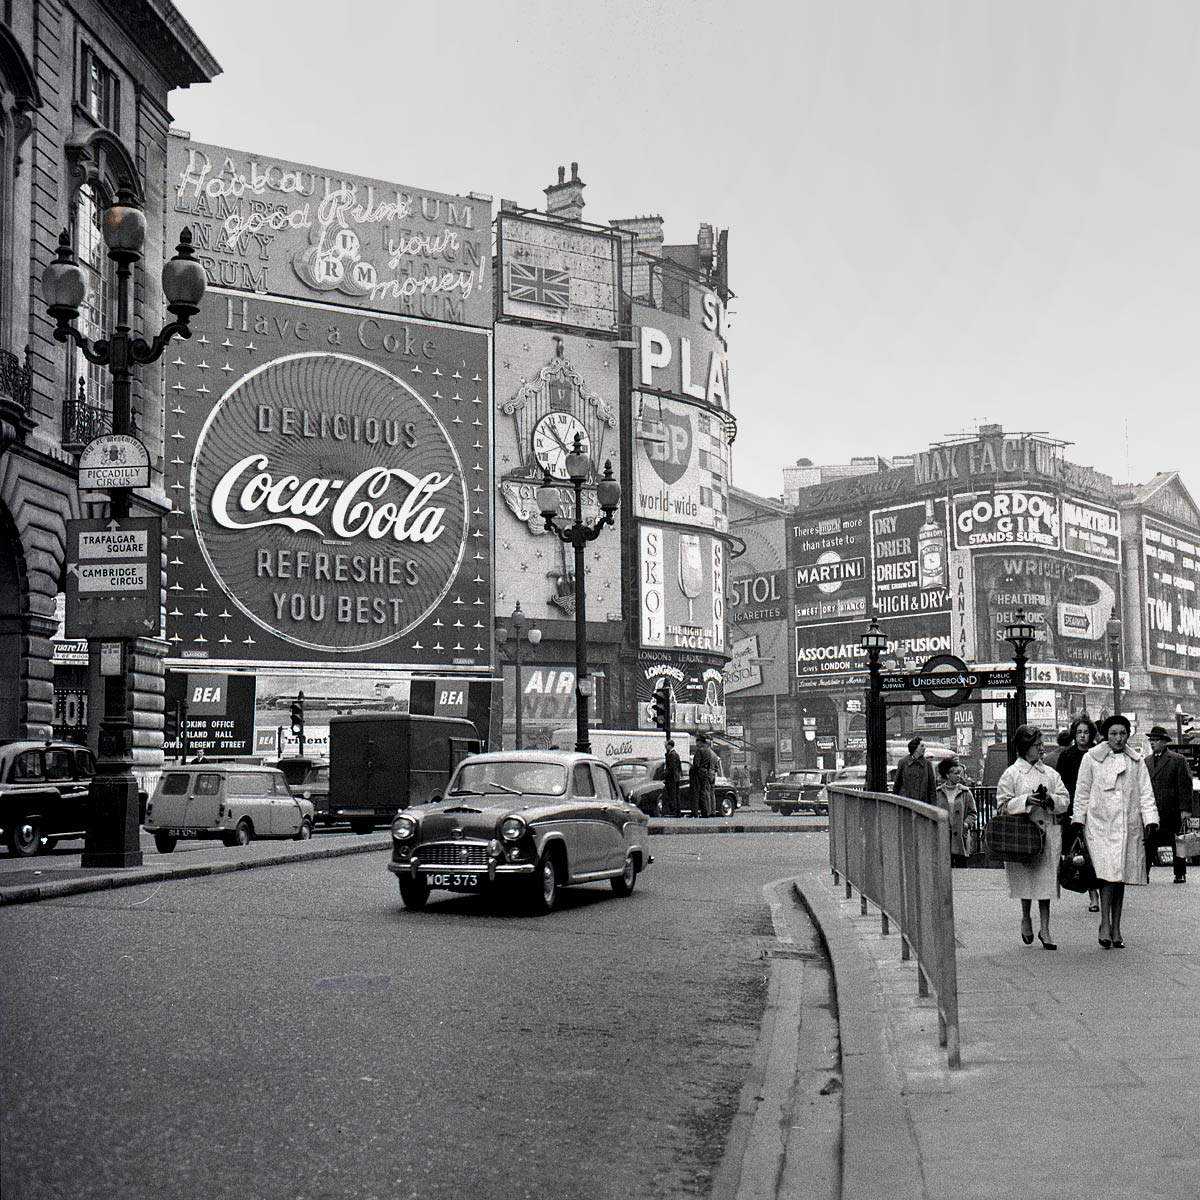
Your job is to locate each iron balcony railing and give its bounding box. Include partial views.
[0,347,32,412]
[61,376,112,449]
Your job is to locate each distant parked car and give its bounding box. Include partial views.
[267,757,331,826]
[764,769,836,815]
[144,764,314,853]
[0,740,97,857]
[617,756,738,817]
[387,751,652,913]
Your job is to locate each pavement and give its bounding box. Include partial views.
[8,807,1194,1199]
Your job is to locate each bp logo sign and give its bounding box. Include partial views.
[190,352,467,654]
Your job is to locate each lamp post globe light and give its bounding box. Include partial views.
[496,601,542,750]
[537,433,620,754]
[41,182,206,868]
[860,616,889,793]
[1002,607,1037,745]
[1106,607,1122,717]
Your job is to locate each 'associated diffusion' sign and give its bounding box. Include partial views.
[166,291,492,668]
[170,137,491,328]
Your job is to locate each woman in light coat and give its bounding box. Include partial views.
[1071,714,1159,949]
[996,725,1070,949]
[935,756,977,866]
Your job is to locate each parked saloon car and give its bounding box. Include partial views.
[615,756,738,817]
[387,751,653,914]
[764,769,836,816]
[268,757,331,826]
[0,740,97,857]
[144,764,315,852]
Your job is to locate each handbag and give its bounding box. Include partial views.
[1175,829,1200,859]
[1058,832,1097,893]
[983,811,1045,863]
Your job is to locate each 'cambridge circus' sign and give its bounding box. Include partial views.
[190,350,469,656]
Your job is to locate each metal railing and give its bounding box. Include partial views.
[62,376,112,448]
[828,783,961,1068]
[0,347,32,412]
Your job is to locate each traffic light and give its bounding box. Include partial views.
[290,691,305,737]
[1179,711,1196,742]
[163,700,188,758]
[651,685,671,732]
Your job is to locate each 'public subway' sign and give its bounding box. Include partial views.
[167,292,492,667]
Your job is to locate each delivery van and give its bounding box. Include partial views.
[329,713,482,832]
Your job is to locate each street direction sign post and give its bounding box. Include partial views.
[77,434,151,491]
[64,517,161,639]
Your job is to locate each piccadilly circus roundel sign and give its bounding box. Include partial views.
[190,352,468,654]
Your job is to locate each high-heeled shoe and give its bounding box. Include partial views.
[1111,939,1125,949]
[1098,925,1111,948]
[1021,921,1034,945]
[1037,932,1057,951]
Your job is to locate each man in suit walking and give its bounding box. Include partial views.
[1146,725,1194,883]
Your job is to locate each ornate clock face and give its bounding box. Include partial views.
[532,412,590,479]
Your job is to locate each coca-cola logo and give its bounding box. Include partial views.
[190,353,467,654]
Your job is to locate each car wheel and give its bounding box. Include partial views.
[398,876,430,910]
[719,794,735,818]
[780,805,795,817]
[529,849,559,914]
[231,819,252,847]
[153,831,178,854]
[611,854,638,897]
[295,819,313,841]
[7,817,42,858]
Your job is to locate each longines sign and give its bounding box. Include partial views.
[166,291,492,668]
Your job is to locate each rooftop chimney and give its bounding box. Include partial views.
[545,162,585,223]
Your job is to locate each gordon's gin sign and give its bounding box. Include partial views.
[168,293,491,667]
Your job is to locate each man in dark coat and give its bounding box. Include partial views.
[1146,726,1194,883]
[893,736,937,803]
[691,734,717,817]
[663,740,681,817]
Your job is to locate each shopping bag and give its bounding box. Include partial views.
[1058,832,1097,893]
[1175,830,1200,858]
[983,812,1045,863]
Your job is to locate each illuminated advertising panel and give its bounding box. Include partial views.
[791,510,869,624]
[497,214,621,333]
[637,654,725,731]
[169,137,492,327]
[164,290,492,669]
[632,296,730,409]
[631,394,730,532]
[973,551,1121,669]
[493,328,621,623]
[952,489,1060,550]
[1061,498,1121,564]
[1142,518,1200,672]
[869,499,951,617]
[639,524,725,653]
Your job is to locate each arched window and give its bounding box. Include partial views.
[64,182,113,445]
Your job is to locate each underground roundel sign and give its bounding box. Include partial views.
[191,352,467,654]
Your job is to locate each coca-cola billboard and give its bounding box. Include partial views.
[166,292,492,668]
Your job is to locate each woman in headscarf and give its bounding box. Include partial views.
[1071,714,1158,949]
[1055,715,1101,912]
[995,725,1070,949]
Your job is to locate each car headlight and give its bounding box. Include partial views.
[392,815,418,840]
[499,815,526,842]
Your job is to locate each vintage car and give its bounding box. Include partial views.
[614,756,738,817]
[764,769,836,816]
[0,739,99,857]
[267,757,332,826]
[387,751,652,913]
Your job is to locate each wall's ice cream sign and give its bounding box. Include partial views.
[166,293,492,668]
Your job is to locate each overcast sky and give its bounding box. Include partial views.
[170,0,1200,506]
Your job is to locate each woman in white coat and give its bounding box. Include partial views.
[995,725,1070,949]
[1071,714,1158,949]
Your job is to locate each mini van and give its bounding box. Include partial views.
[144,764,315,853]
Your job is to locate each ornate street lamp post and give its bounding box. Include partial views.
[1106,608,1122,717]
[42,183,205,867]
[537,434,620,754]
[496,601,542,749]
[1002,608,1037,757]
[860,616,888,793]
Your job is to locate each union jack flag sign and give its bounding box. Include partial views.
[509,262,570,309]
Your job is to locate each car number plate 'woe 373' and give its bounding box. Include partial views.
[427,873,480,890]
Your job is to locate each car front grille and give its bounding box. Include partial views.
[416,843,490,867]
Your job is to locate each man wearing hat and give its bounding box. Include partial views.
[1147,725,1194,883]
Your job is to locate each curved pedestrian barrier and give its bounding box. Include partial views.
[827,783,961,1068]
